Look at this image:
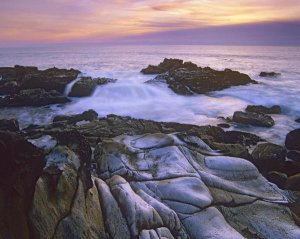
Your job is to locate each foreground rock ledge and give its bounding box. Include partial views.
[142,58,257,95]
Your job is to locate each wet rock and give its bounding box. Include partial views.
[233,111,275,127]
[282,161,300,177]
[0,65,80,94]
[223,130,262,146]
[267,171,287,189]
[217,123,231,128]
[285,173,300,191]
[251,143,286,174]
[143,59,257,95]
[295,118,300,123]
[53,109,98,124]
[0,88,70,107]
[246,105,281,114]
[0,131,45,239]
[69,77,116,97]
[0,118,19,131]
[285,129,300,151]
[287,150,300,163]
[259,72,281,77]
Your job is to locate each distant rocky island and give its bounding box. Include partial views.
[0,59,299,239]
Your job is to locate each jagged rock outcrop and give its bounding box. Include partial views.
[246,105,282,114]
[233,111,275,127]
[142,58,257,95]
[68,77,117,97]
[53,109,98,125]
[0,88,70,107]
[0,65,80,94]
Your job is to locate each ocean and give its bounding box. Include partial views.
[0,44,300,145]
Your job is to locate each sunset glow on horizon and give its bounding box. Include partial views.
[1,0,300,45]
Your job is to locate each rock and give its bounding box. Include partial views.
[296,118,300,123]
[285,173,300,191]
[259,72,281,77]
[0,65,80,94]
[267,171,287,189]
[217,123,231,128]
[0,131,45,239]
[53,109,98,124]
[0,118,19,131]
[223,130,262,146]
[93,133,300,238]
[0,88,70,107]
[246,105,281,114]
[285,129,300,151]
[287,150,300,163]
[143,59,257,95]
[69,77,116,97]
[232,111,275,127]
[282,161,300,177]
[251,143,286,175]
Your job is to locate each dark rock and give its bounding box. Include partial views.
[0,118,19,131]
[251,143,286,174]
[285,173,300,191]
[143,59,257,95]
[217,123,231,128]
[0,131,45,239]
[267,171,287,189]
[0,88,70,107]
[282,161,300,177]
[69,77,116,97]
[223,130,262,146]
[286,129,300,151]
[259,72,281,77]
[0,65,80,94]
[232,111,275,127]
[296,118,300,123]
[287,150,300,163]
[53,109,98,124]
[246,105,281,114]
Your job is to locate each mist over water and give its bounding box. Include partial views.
[0,45,300,145]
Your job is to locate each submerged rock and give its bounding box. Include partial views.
[246,105,282,114]
[142,59,257,95]
[232,111,275,127]
[285,129,300,151]
[0,88,70,107]
[259,72,281,77]
[68,77,116,97]
[0,118,19,131]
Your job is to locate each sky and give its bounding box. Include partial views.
[0,0,300,46]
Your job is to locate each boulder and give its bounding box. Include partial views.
[285,173,300,191]
[0,118,19,131]
[143,59,257,95]
[251,143,286,174]
[0,131,45,239]
[246,105,281,114]
[232,111,275,127]
[267,171,287,189]
[223,130,262,146]
[282,161,300,177]
[296,118,300,123]
[53,109,98,124]
[259,72,281,77]
[285,129,300,151]
[69,77,116,97]
[0,88,70,107]
[287,150,300,163]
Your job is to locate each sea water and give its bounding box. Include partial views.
[0,44,299,144]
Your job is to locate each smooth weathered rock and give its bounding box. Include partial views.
[267,171,288,189]
[0,88,70,107]
[0,118,19,131]
[251,143,286,174]
[69,77,116,97]
[285,129,300,151]
[287,150,300,163]
[0,131,45,239]
[53,109,98,124]
[233,111,275,127]
[282,161,300,177]
[246,105,282,114]
[285,173,300,191]
[143,59,257,95]
[259,72,281,77]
